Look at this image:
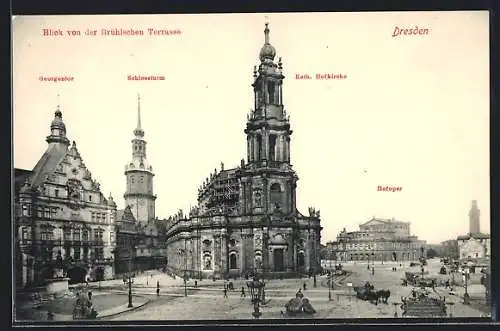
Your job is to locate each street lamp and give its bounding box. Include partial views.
[328,251,333,301]
[247,276,266,319]
[420,246,425,280]
[463,266,470,305]
[127,245,137,308]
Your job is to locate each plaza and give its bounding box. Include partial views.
[95,258,487,320]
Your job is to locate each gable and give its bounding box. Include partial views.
[38,142,107,204]
[461,239,485,251]
[360,218,387,227]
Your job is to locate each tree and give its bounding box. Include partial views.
[426,248,437,259]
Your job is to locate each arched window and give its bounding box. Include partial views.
[256,135,262,160]
[254,192,262,207]
[269,134,277,161]
[229,253,237,269]
[270,183,282,206]
[268,82,275,104]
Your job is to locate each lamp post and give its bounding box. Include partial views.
[247,276,265,319]
[420,246,425,280]
[463,266,470,305]
[127,244,136,308]
[328,251,333,301]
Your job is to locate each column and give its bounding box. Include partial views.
[241,181,247,214]
[286,180,292,213]
[285,136,290,162]
[263,130,268,161]
[279,82,283,105]
[247,234,254,271]
[247,136,252,162]
[262,177,268,213]
[253,136,258,161]
[221,229,228,277]
[240,233,246,275]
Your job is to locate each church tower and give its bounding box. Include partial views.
[124,94,156,224]
[240,22,298,215]
[468,200,480,234]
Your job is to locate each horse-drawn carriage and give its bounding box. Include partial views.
[402,272,436,288]
[353,282,391,305]
[400,288,446,317]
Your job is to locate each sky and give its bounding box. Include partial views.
[12,12,490,245]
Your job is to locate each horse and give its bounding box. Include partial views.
[376,289,391,304]
[353,286,379,305]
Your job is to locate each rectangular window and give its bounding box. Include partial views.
[83,247,89,259]
[21,227,28,240]
[74,247,80,260]
[82,230,89,241]
[37,207,43,217]
[63,228,71,241]
[55,189,59,197]
[51,207,58,216]
[44,208,50,218]
[73,230,80,241]
[96,248,104,260]
[22,205,28,216]
[92,212,96,222]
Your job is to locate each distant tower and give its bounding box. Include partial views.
[124,94,156,224]
[468,200,480,234]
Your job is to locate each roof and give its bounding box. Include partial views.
[30,144,68,187]
[457,233,490,240]
[14,168,33,189]
[360,217,409,227]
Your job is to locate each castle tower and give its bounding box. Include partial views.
[46,105,70,147]
[124,94,156,224]
[468,200,480,234]
[240,21,298,215]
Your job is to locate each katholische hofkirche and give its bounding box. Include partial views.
[163,23,323,279]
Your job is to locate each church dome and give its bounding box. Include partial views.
[259,44,276,62]
[107,194,117,207]
[51,109,66,131]
[259,23,276,62]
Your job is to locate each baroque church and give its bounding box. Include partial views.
[164,23,323,279]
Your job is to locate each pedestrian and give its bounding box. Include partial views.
[156,287,160,296]
[195,280,198,288]
[371,268,375,276]
[241,286,246,297]
[88,290,92,301]
[223,288,227,298]
[303,282,307,291]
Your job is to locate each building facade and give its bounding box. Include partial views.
[327,217,426,262]
[113,95,167,274]
[164,23,322,280]
[15,108,117,287]
[457,200,490,261]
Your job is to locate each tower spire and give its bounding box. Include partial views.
[134,93,144,138]
[137,93,142,129]
[264,17,270,44]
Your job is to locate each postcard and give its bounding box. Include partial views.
[12,11,490,322]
